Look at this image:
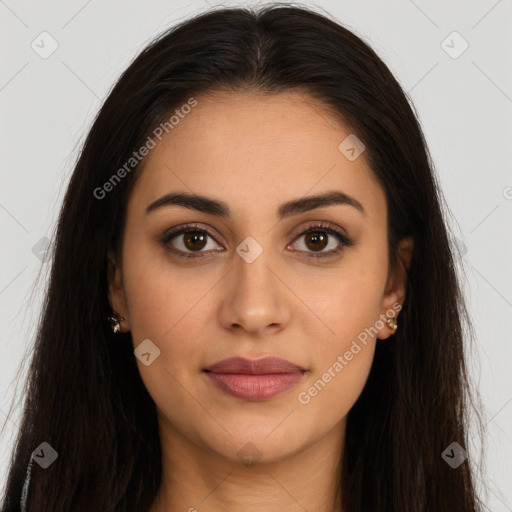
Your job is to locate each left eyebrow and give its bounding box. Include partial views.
[145,190,365,218]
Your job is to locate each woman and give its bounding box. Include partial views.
[1,4,484,511]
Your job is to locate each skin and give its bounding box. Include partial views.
[108,90,413,512]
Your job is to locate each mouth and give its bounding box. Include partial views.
[203,356,307,401]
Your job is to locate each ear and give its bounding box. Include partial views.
[376,236,414,340]
[107,249,130,333]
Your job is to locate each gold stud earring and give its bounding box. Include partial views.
[386,316,398,334]
[108,311,125,333]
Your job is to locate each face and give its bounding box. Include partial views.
[108,90,412,465]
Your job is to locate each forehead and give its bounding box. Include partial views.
[129,90,386,222]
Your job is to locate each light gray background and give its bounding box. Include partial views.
[1,0,511,509]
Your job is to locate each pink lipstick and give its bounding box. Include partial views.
[203,356,307,401]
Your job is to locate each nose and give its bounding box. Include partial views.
[218,242,291,337]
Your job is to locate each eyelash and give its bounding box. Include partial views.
[159,222,355,260]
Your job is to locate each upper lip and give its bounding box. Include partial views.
[204,357,306,374]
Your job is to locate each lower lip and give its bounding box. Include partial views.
[204,371,305,401]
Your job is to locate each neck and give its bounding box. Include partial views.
[149,415,346,512]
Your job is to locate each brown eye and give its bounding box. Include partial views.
[182,230,208,251]
[160,222,354,260]
[304,231,328,252]
[160,224,224,259]
[289,223,355,259]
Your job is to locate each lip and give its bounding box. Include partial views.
[203,357,307,401]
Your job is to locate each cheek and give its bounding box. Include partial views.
[305,257,386,354]
[296,283,381,422]
[295,340,375,433]
[121,245,227,402]
[295,260,385,420]
[122,240,216,343]
[122,252,213,423]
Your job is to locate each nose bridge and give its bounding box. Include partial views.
[235,238,275,294]
[219,235,289,333]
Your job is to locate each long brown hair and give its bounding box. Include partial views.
[1,4,485,511]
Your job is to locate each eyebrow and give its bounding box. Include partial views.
[146,190,365,218]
